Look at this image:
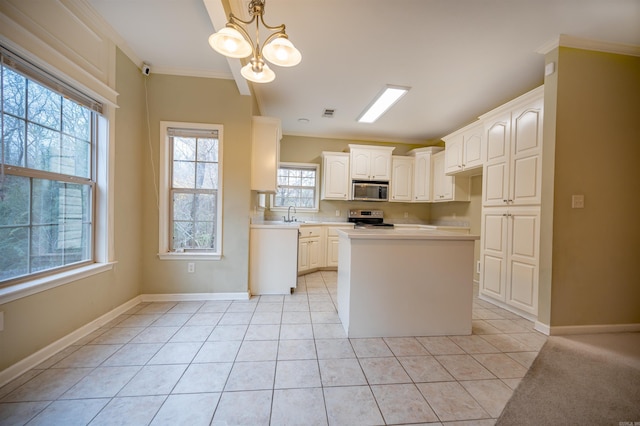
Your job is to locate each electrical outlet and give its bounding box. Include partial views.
[187,262,195,273]
[335,210,340,217]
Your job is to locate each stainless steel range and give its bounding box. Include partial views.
[348,209,394,229]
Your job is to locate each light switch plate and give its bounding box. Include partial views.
[572,195,585,209]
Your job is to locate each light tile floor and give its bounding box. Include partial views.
[0,271,547,425]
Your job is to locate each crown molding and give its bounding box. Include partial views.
[537,34,640,57]
[150,65,234,80]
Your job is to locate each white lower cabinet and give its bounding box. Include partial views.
[297,224,354,274]
[480,207,540,316]
[298,226,322,274]
[325,225,353,267]
[250,227,298,295]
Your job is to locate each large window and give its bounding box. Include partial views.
[1,48,100,285]
[159,122,223,259]
[272,163,319,211]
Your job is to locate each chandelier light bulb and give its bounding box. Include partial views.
[241,62,275,83]
[208,27,252,59]
[263,37,302,67]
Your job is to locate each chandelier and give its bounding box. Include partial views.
[208,0,301,83]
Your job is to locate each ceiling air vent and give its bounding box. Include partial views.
[322,109,335,118]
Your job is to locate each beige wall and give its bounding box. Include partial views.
[0,49,145,371]
[548,47,640,327]
[141,75,253,294]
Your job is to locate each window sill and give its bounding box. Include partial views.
[157,252,222,261]
[0,262,116,305]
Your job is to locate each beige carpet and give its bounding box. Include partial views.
[497,332,640,425]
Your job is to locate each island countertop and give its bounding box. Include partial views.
[337,228,479,241]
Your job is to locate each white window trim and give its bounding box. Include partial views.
[0,31,117,302]
[0,107,115,303]
[270,162,320,213]
[158,121,223,260]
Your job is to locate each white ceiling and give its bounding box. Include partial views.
[88,0,640,143]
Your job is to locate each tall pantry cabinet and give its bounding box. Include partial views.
[479,86,543,317]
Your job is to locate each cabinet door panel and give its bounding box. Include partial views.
[510,213,538,260]
[485,120,509,164]
[308,238,321,269]
[483,162,508,205]
[298,240,309,272]
[391,158,413,201]
[463,134,483,167]
[413,154,431,201]
[351,150,370,179]
[507,210,539,314]
[483,214,507,252]
[445,138,463,173]
[371,151,391,180]
[480,210,508,301]
[512,155,540,203]
[327,237,339,266]
[508,261,537,311]
[510,99,542,206]
[512,108,542,156]
[323,155,349,200]
[482,255,505,300]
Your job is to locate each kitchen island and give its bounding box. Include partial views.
[337,228,479,338]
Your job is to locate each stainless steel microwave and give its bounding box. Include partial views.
[352,181,389,201]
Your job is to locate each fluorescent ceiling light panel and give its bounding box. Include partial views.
[357,85,410,123]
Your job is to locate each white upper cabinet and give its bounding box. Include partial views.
[432,151,470,202]
[349,145,395,181]
[251,116,282,192]
[321,152,350,200]
[443,122,485,176]
[390,156,414,202]
[481,87,544,207]
[408,146,443,202]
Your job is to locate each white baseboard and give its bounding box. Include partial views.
[0,291,250,388]
[548,323,640,335]
[534,321,551,335]
[0,295,142,388]
[477,293,538,323]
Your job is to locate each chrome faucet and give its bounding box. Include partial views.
[283,205,297,222]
